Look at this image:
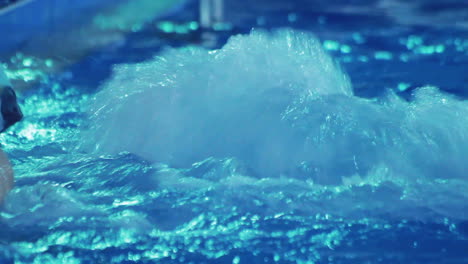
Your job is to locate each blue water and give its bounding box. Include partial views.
[1,0,468,263]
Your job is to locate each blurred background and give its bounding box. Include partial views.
[1,0,467,96]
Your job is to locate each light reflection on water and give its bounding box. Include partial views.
[1,2,468,263]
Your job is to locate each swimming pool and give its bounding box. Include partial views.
[1,0,468,263]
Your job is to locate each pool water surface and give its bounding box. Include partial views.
[1,0,468,263]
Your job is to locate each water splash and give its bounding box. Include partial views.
[1,28,467,263]
[82,29,352,177]
[84,29,468,189]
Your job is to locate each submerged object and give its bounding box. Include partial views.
[0,68,22,133]
[0,67,19,203]
[0,147,13,203]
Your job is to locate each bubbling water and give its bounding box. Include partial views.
[83,29,468,186]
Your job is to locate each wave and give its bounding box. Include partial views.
[82,29,468,186]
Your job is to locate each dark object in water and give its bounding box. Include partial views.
[0,86,22,132]
[0,0,21,9]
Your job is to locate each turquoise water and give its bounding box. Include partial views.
[1,1,468,263]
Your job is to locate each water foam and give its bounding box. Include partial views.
[83,29,468,187]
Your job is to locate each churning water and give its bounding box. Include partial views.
[1,1,468,263]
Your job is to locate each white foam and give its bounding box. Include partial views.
[82,29,468,185]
